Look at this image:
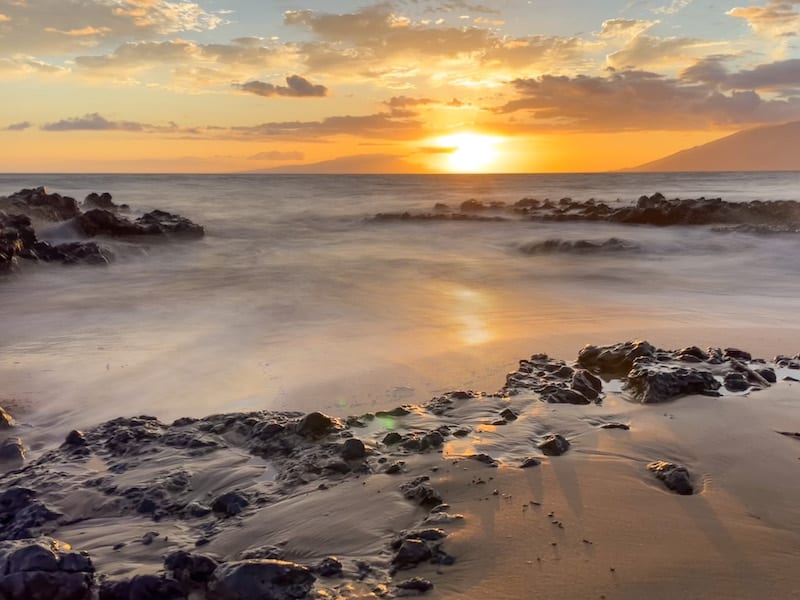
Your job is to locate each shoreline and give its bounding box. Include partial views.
[2,341,799,599]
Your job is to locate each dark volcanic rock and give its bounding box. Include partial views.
[30,241,112,265]
[396,577,434,593]
[520,457,542,468]
[0,538,95,600]
[296,412,339,439]
[75,209,203,238]
[64,430,87,446]
[578,340,656,377]
[2,187,80,221]
[209,560,315,600]
[647,461,694,495]
[600,422,630,431]
[723,372,749,392]
[400,477,443,508]
[539,385,590,405]
[517,237,637,255]
[341,438,367,460]
[571,369,603,400]
[393,539,432,569]
[84,192,128,212]
[0,488,61,541]
[537,434,570,456]
[625,361,720,403]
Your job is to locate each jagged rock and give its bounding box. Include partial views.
[539,385,590,405]
[626,361,720,403]
[578,341,656,377]
[382,432,403,445]
[30,241,112,265]
[571,370,603,400]
[400,477,443,508]
[296,412,338,439]
[648,461,694,495]
[0,488,62,541]
[499,408,518,421]
[75,209,203,238]
[537,434,570,456]
[392,540,431,569]
[756,368,777,383]
[84,192,128,211]
[208,560,315,600]
[2,187,80,221]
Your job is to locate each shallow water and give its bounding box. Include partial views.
[3,172,800,442]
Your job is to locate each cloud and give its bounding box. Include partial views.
[682,56,800,93]
[728,1,800,37]
[0,0,222,55]
[42,113,148,131]
[236,75,328,98]
[493,69,800,131]
[231,112,424,140]
[0,55,66,76]
[248,150,305,161]
[655,0,693,15]
[3,121,32,131]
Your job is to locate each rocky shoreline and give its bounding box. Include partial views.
[373,192,800,234]
[1,340,798,599]
[1,187,203,275]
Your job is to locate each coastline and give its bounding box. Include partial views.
[2,341,799,599]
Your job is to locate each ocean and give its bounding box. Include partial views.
[3,172,800,445]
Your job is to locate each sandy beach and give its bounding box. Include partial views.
[2,337,799,599]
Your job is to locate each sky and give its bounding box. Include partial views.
[2,0,800,173]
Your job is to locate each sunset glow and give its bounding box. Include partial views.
[1,1,799,173]
[435,133,502,173]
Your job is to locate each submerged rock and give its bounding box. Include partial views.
[209,560,315,600]
[647,461,694,495]
[75,209,204,238]
[537,434,570,456]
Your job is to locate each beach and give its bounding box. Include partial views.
[2,175,800,598]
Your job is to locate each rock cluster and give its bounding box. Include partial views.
[0,186,203,276]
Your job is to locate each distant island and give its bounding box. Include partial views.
[630,120,800,172]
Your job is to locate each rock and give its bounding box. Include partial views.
[600,422,630,430]
[99,575,186,600]
[75,209,204,238]
[0,538,95,600]
[84,192,127,211]
[211,491,249,517]
[539,385,591,405]
[30,241,112,265]
[64,430,87,446]
[393,539,431,569]
[400,477,443,508]
[648,461,694,495]
[315,556,343,577]
[421,431,444,449]
[578,340,656,376]
[520,457,541,468]
[0,487,61,541]
[571,369,603,400]
[625,361,720,403]
[164,551,218,584]
[724,348,752,361]
[723,372,749,392]
[0,406,14,428]
[537,434,570,456]
[296,412,338,439]
[756,368,777,383]
[0,437,25,462]
[470,453,498,467]
[382,432,403,445]
[239,546,284,561]
[184,502,212,518]
[396,577,434,593]
[3,187,80,221]
[499,408,518,421]
[341,438,366,460]
[209,560,315,600]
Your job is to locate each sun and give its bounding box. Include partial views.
[435,132,502,173]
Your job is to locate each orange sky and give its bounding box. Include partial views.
[2,0,799,173]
